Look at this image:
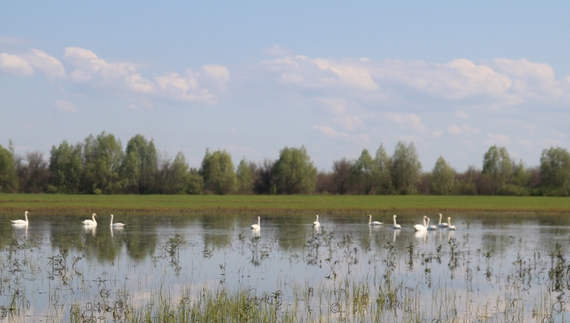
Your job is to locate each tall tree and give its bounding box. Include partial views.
[331,158,351,194]
[49,141,84,193]
[0,143,18,193]
[121,134,158,194]
[17,151,50,193]
[482,145,512,195]
[236,158,253,194]
[273,146,317,194]
[373,144,393,194]
[391,141,422,194]
[253,159,276,194]
[538,147,570,195]
[430,156,455,195]
[81,132,124,194]
[349,149,376,194]
[200,149,237,194]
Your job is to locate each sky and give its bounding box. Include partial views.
[1,1,570,172]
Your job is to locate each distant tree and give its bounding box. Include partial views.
[455,166,480,195]
[0,143,18,193]
[121,134,158,194]
[16,151,50,193]
[156,152,189,194]
[349,149,376,194]
[185,168,204,194]
[373,144,393,194]
[499,159,531,196]
[391,141,422,194]
[331,158,351,194]
[482,145,512,195]
[273,146,317,194]
[49,140,84,193]
[430,156,455,195]
[236,158,254,194]
[253,159,276,194]
[200,149,237,194]
[537,147,570,195]
[81,132,124,194]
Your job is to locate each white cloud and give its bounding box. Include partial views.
[313,125,369,143]
[263,45,292,57]
[25,49,65,80]
[485,133,511,146]
[447,124,480,135]
[432,130,443,138]
[331,115,365,131]
[454,111,470,119]
[383,113,429,133]
[0,53,33,76]
[54,100,78,113]
[550,128,566,139]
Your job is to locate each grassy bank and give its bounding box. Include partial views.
[1,193,569,215]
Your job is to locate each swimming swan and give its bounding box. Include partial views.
[83,213,97,226]
[427,217,437,231]
[438,213,448,228]
[251,216,260,230]
[313,214,320,227]
[392,215,401,229]
[447,217,456,230]
[369,215,383,226]
[413,216,427,232]
[110,214,126,228]
[11,211,29,226]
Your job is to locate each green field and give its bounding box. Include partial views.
[1,194,569,216]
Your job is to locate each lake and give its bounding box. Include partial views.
[1,212,570,322]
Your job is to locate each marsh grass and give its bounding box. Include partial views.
[2,194,570,215]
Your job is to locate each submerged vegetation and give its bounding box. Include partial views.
[1,213,570,322]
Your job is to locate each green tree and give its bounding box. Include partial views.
[331,158,351,194]
[16,151,50,193]
[0,143,18,193]
[156,152,189,194]
[200,149,237,194]
[121,134,158,194]
[538,147,570,195]
[391,141,422,194]
[482,145,512,195]
[185,168,204,194]
[49,141,84,193]
[236,158,253,194]
[273,146,317,194]
[373,144,393,194]
[430,156,455,195]
[81,132,125,194]
[349,149,376,194]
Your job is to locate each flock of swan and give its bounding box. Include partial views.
[11,211,126,228]
[250,213,457,232]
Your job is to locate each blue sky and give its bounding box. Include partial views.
[1,1,569,171]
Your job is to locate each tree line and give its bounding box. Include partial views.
[1,132,570,196]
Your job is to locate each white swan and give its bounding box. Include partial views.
[413,216,427,232]
[438,213,448,228]
[110,214,126,228]
[392,215,401,229]
[427,217,437,231]
[83,213,97,226]
[11,211,29,226]
[313,214,320,227]
[251,216,260,230]
[447,217,456,230]
[369,215,383,226]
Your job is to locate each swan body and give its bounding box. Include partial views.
[313,214,320,227]
[392,215,401,229]
[369,215,382,226]
[83,213,97,226]
[427,217,437,231]
[438,213,448,228]
[413,216,427,232]
[110,214,126,228]
[11,211,29,226]
[251,216,260,230]
[447,217,456,230]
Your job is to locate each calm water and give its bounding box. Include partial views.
[2,212,570,322]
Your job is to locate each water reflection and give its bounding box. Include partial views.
[1,213,570,321]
